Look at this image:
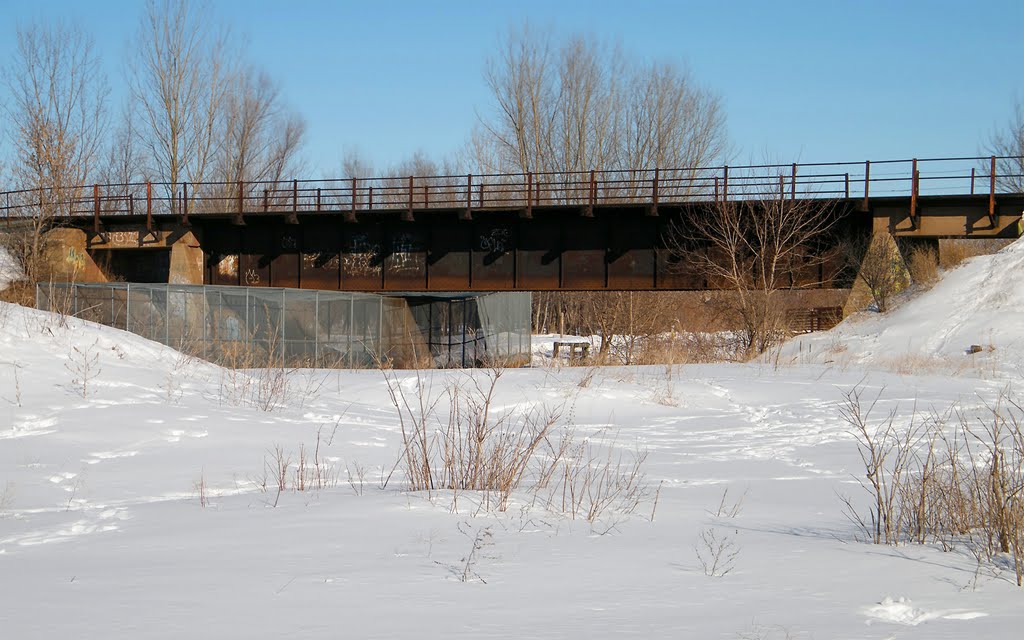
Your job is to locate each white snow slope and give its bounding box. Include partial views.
[3,241,1024,638]
[0,245,24,290]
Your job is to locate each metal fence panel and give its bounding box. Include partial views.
[35,282,531,368]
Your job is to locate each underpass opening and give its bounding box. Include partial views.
[90,248,171,283]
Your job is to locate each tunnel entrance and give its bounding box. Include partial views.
[90,249,171,283]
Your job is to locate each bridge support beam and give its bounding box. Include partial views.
[843,232,938,315]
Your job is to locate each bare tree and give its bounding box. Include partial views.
[216,67,306,186]
[473,25,726,181]
[128,0,231,195]
[101,106,145,186]
[989,99,1024,193]
[665,187,841,357]
[1,21,109,279]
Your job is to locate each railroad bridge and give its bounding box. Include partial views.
[3,156,1022,291]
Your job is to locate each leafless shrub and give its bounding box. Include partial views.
[267,444,291,496]
[3,361,23,407]
[380,366,654,523]
[907,245,939,288]
[695,527,740,577]
[844,233,908,313]
[194,471,208,508]
[65,339,101,398]
[541,434,650,524]
[839,386,924,544]
[840,387,1024,587]
[346,462,367,496]
[711,487,748,519]
[940,238,1013,271]
[435,522,495,584]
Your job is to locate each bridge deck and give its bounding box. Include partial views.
[4,156,1021,292]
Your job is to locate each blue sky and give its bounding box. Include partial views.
[2,0,1022,176]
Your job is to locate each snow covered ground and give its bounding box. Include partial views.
[0,245,24,291]
[3,241,1024,638]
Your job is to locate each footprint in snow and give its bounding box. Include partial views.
[863,596,987,626]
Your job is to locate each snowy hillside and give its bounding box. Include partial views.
[780,239,1024,377]
[3,240,1024,638]
[0,245,23,290]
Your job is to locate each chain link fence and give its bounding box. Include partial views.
[36,282,531,368]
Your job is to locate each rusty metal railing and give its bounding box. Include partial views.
[2,155,1022,225]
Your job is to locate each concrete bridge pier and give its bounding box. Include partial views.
[40,225,204,285]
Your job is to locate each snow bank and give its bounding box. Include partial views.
[3,278,1024,637]
[780,237,1024,375]
[0,244,24,290]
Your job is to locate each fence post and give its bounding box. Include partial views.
[790,163,797,200]
[182,182,189,225]
[290,179,299,224]
[862,160,871,209]
[989,155,997,224]
[910,158,918,226]
[722,166,729,202]
[235,181,245,225]
[463,174,473,220]
[93,184,101,233]
[649,168,659,216]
